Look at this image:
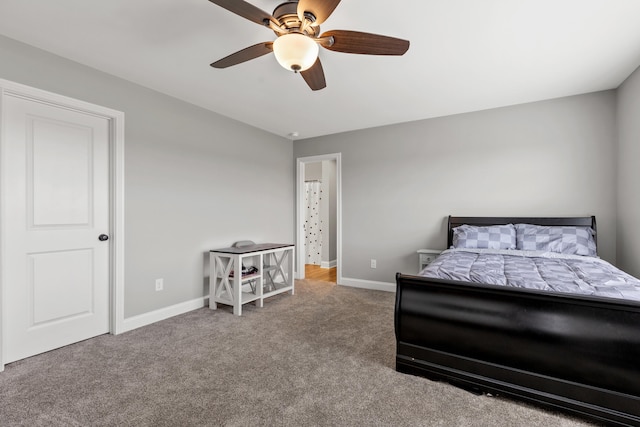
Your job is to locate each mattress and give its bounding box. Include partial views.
[419,248,640,302]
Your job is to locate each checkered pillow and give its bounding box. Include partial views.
[452,224,516,250]
[515,224,597,256]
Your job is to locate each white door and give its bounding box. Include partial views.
[2,94,110,363]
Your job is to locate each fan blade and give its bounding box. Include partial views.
[297,0,341,25]
[300,58,326,91]
[320,30,409,55]
[210,42,273,68]
[208,0,273,26]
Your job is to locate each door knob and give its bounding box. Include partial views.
[98,234,109,241]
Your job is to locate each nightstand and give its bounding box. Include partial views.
[417,249,442,272]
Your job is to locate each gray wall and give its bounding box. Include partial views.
[0,35,293,317]
[294,92,618,283]
[324,160,337,262]
[304,162,322,181]
[617,64,640,279]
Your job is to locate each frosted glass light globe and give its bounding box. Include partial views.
[273,33,319,72]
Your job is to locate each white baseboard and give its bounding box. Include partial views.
[121,297,206,333]
[119,277,393,333]
[339,277,396,292]
[321,260,337,269]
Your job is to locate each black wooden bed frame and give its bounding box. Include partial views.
[395,216,640,426]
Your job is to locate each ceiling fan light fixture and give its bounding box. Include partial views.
[273,33,319,72]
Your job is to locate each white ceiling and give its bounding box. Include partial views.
[1,0,640,140]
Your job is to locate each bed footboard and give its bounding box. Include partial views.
[395,273,640,426]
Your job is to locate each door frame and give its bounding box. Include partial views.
[296,153,342,284]
[0,78,125,371]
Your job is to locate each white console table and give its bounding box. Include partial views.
[209,243,295,316]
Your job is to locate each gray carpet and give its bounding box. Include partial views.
[0,279,593,426]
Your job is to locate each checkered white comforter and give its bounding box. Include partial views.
[419,248,640,302]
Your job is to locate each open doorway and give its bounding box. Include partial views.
[296,154,342,283]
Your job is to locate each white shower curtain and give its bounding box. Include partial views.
[304,181,323,265]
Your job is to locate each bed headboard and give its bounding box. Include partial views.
[447,216,597,249]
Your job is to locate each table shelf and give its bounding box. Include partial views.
[231,273,260,283]
[214,290,261,305]
[262,284,292,299]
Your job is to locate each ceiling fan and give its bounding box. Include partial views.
[208,0,410,91]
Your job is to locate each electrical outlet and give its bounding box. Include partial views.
[155,278,163,291]
[370,259,377,269]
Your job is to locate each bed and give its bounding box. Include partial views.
[395,216,640,426]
